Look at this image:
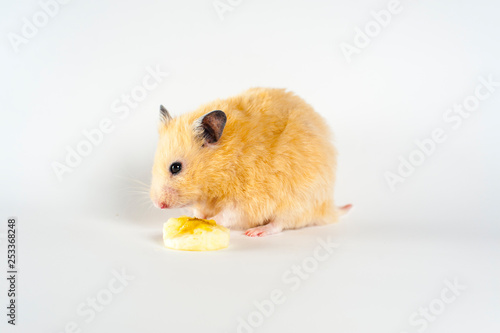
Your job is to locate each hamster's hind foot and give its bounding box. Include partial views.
[244,222,282,237]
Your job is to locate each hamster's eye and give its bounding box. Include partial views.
[170,162,182,175]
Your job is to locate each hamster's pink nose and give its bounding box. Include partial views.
[153,200,169,209]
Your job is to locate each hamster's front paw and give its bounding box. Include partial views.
[192,208,208,219]
[244,222,282,237]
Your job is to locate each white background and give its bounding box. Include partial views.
[1,0,499,332]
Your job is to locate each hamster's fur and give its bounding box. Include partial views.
[150,88,351,237]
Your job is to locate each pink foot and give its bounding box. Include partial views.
[244,223,282,237]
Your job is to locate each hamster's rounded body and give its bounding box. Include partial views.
[150,88,350,236]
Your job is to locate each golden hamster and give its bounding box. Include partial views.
[151,88,352,237]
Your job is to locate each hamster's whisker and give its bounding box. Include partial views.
[117,175,151,187]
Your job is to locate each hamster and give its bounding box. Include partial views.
[150,88,351,237]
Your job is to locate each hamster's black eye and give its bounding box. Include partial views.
[170,162,182,175]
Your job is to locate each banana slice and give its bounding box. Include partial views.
[163,216,230,251]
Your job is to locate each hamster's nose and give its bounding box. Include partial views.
[153,200,169,209]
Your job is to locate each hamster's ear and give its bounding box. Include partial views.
[159,105,172,124]
[194,110,227,144]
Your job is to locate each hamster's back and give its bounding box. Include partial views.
[229,87,334,161]
[195,87,333,152]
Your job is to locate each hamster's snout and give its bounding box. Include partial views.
[155,202,169,209]
[151,197,172,209]
[150,185,180,210]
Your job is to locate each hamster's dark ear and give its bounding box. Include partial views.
[159,105,172,124]
[194,110,227,144]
